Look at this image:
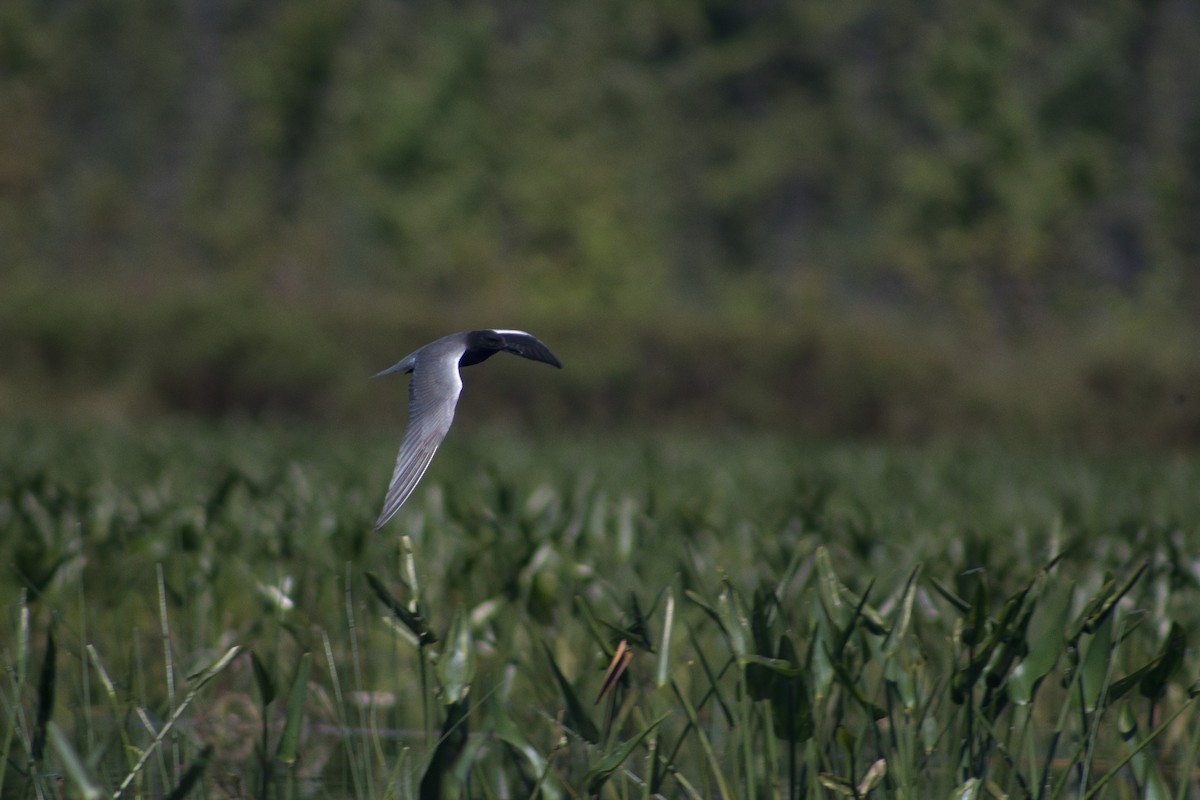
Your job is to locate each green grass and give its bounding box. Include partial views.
[2,420,1198,798]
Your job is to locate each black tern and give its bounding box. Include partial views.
[373,329,563,529]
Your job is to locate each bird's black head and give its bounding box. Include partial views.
[460,329,563,369]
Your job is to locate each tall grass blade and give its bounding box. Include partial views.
[419,698,470,800]
[1083,696,1196,800]
[656,587,675,689]
[770,635,814,744]
[113,645,241,798]
[1117,704,1170,800]
[584,712,669,794]
[1079,613,1114,712]
[47,721,102,800]
[156,562,180,785]
[250,651,276,707]
[491,708,565,800]
[670,681,734,800]
[165,744,213,800]
[541,643,599,743]
[277,652,312,765]
[715,582,749,658]
[30,629,55,761]
[882,564,922,658]
[1138,621,1186,701]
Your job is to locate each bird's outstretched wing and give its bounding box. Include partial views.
[374,355,463,529]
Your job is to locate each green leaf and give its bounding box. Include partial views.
[584,712,669,793]
[737,654,802,677]
[857,758,887,795]
[716,582,750,658]
[960,574,988,648]
[928,575,970,614]
[1074,560,1147,638]
[165,744,214,800]
[277,652,311,764]
[746,584,778,699]
[829,651,887,720]
[186,645,243,689]
[656,587,675,688]
[366,571,437,646]
[816,546,888,634]
[573,594,626,655]
[1080,612,1115,712]
[882,564,922,658]
[251,651,276,707]
[47,722,102,800]
[818,772,857,796]
[419,698,470,800]
[1008,580,1071,705]
[1116,704,1171,800]
[769,635,813,744]
[438,607,476,704]
[31,628,56,761]
[1138,621,1186,700]
[542,643,599,743]
[492,707,565,800]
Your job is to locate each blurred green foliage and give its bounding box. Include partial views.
[2,423,1199,796]
[2,0,1199,442]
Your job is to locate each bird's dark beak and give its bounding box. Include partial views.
[505,337,563,368]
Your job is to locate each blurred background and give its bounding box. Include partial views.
[2,0,1198,446]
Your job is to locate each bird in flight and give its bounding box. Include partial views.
[373,329,563,529]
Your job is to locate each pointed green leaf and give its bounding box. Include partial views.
[928,575,970,614]
[419,698,470,800]
[1076,560,1147,637]
[584,713,669,793]
[829,651,887,720]
[165,744,214,800]
[573,595,623,655]
[817,772,857,796]
[716,583,750,658]
[816,547,888,634]
[1080,613,1114,712]
[738,654,802,677]
[960,575,988,648]
[251,651,275,707]
[882,564,922,658]
[366,572,437,646]
[1116,704,1171,800]
[277,652,311,764]
[656,588,675,688]
[438,607,476,704]
[1008,580,1071,705]
[1139,622,1186,700]
[186,645,242,689]
[32,629,56,761]
[770,635,813,744]
[492,707,565,800]
[542,643,599,743]
[857,758,887,795]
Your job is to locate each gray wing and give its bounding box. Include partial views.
[374,354,463,529]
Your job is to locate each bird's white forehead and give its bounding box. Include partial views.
[490,329,530,336]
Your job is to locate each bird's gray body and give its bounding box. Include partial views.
[373,329,562,529]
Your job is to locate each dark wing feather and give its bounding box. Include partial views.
[504,333,562,368]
